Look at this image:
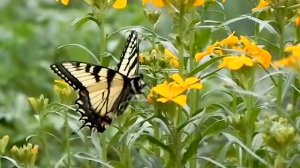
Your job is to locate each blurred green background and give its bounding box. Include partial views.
[0,0,282,166]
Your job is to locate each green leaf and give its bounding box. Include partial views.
[202,119,227,136]
[140,134,175,160]
[74,152,113,168]
[182,134,203,164]
[222,132,272,167]
[0,156,20,168]
[197,156,226,168]
[189,56,225,77]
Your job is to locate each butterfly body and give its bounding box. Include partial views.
[50,31,144,132]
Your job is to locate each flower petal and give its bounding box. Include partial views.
[184,77,199,86]
[152,0,164,8]
[172,95,187,107]
[188,83,203,90]
[153,82,170,98]
[157,97,169,103]
[193,0,204,7]
[113,0,127,9]
[170,74,184,85]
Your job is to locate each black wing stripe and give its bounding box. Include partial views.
[50,64,86,91]
[117,31,139,77]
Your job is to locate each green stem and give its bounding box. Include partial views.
[64,109,71,167]
[177,5,185,75]
[99,22,106,65]
[84,134,90,168]
[188,10,197,168]
[100,134,107,162]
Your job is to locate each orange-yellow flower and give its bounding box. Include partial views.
[170,74,203,90]
[193,0,205,7]
[218,33,239,47]
[295,16,300,27]
[218,55,254,70]
[56,0,69,5]
[252,0,270,13]
[240,36,271,69]
[274,45,300,71]
[153,82,187,107]
[113,0,127,9]
[143,0,165,8]
[195,44,218,62]
[164,49,180,68]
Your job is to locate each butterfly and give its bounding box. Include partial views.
[50,31,145,132]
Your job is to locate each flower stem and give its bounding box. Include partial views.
[64,109,71,167]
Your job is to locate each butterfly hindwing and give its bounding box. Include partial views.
[117,31,139,77]
[50,62,131,132]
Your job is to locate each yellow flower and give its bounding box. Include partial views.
[153,82,187,107]
[274,45,300,71]
[218,33,239,47]
[170,74,203,90]
[252,0,270,13]
[295,16,300,27]
[54,80,75,104]
[56,0,69,6]
[113,0,127,9]
[218,55,254,70]
[195,44,218,62]
[240,36,271,69]
[193,0,205,7]
[164,49,180,68]
[143,0,165,8]
[10,143,39,167]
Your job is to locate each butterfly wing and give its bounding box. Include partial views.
[50,61,131,132]
[117,31,139,77]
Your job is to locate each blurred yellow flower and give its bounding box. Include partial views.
[295,16,300,27]
[164,49,180,68]
[113,0,127,9]
[170,74,203,90]
[252,0,270,13]
[54,80,75,104]
[56,0,69,6]
[11,143,39,167]
[193,0,205,7]
[153,82,187,107]
[273,45,300,71]
[143,0,165,8]
[219,55,254,70]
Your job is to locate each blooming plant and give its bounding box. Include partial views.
[0,0,296,167]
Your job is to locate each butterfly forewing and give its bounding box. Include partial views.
[50,31,143,132]
[117,31,139,77]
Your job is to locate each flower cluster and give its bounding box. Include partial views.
[139,49,180,70]
[28,95,49,114]
[195,33,272,70]
[259,118,296,152]
[113,0,225,9]
[274,45,300,72]
[11,143,39,167]
[148,74,202,107]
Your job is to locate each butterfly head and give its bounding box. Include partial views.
[130,74,146,94]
